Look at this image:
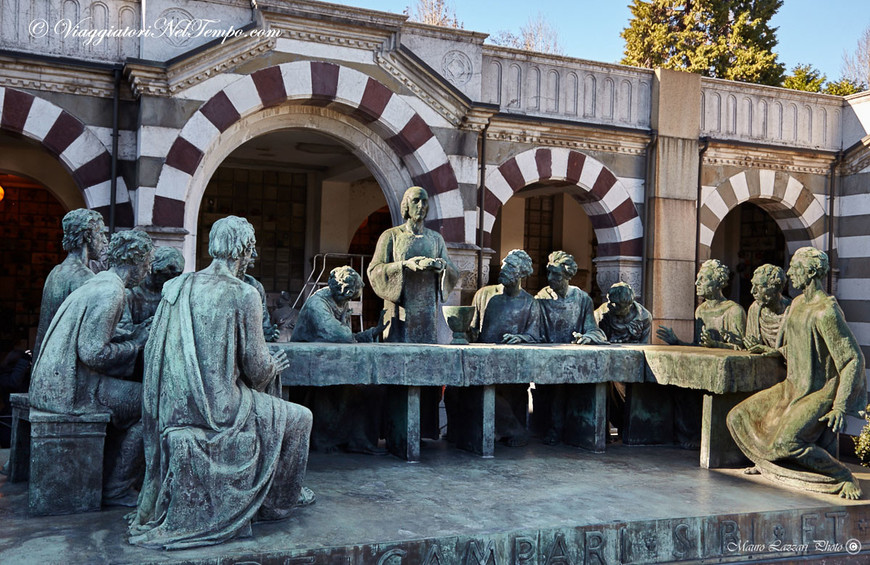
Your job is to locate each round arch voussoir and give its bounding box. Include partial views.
[698,169,826,258]
[153,61,463,241]
[0,86,132,226]
[483,147,643,257]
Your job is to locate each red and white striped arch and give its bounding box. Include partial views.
[0,87,132,224]
[698,169,827,259]
[484,148,643,257]
[153,61,464,240]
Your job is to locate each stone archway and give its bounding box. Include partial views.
[151,61,465,244]
[698,169,826,258]
[0,87,132,225]
[484,147,644,294]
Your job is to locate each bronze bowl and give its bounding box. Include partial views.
[442,305,476,345]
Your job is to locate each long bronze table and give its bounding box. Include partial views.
[622,345,786,468]
[273,342,645,461]
[273,342,785,466]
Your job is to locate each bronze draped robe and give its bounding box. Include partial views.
[745,296,791,348]
[695,299,746,348]
[728,294,866,493]
[129,266,311,549]
[535,286,607,345]
[472,284,542,344]
[367,224,458,344]
[33,255,95,359]
[594,301,652,344]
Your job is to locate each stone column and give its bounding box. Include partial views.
[593,256,644,297]
[647,69,701,343]
[140,226,189,265]
[442,243,494,343]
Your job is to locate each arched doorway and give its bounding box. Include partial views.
[491,188,599,301]
[484,148,643,301]
[349,205,393,331]
[151,62,465,266]
[195,128,389,314]
[709,202,787,309]
[0,172,68,352]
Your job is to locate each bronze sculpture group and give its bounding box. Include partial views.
[21,187,867,550]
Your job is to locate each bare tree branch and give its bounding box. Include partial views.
[842,25,870,88]
[489,13,564,55]
[405,0,463,29]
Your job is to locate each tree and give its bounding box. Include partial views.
[824,78,863,96]
[489,13,565,56]
[782,64,825,92]
[621,0,785,86]
[842,24,870,90]
[405,0,462,29]
[780,64,864,96]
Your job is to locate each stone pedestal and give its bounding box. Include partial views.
[8,393,31,483]
[451,385,496,457]
[384,386,421,462]
[563,382,608,453]
[28,408,111,516]
[700,392,751,469]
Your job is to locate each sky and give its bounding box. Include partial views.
[336,0,870,83]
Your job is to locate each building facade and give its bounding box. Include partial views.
[1,0,869,425]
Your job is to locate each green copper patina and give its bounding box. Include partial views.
[744,263,791,352]
[291,266,387,454]
[30,229,154,506]
[728,247,867,499]
[32,208,108,360]
[126,246,184,325]
[130,216,313,549]
[459,249,543,447]
[657,259,746,349]
[533,251,608,446]
[367,187,460,441]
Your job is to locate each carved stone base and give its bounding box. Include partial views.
[7,393,30,483]
[28,409,111,516]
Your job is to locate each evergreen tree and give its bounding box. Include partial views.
[621,0,785,86]
[781,64,865,96]
[824,78,864,96]
[782,64,825,92]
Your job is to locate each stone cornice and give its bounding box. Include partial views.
[485,118,651,156]
[481,45,654,81]
[376,51,470,127]
[0,56,121,98]
[270,17,386,52]
[402,22,488,44]
[841,135,870,175]
[125,63,169,98]
[460,107,499,132]
[703,143,835,176]
[260,0,405,34]
[125,37,276,98]
[166,38,276,96]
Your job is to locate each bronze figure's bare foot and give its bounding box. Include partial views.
[839,479,862,500]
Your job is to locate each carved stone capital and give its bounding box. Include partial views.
[593,255,643,298]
